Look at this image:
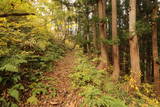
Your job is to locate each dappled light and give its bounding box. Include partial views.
[0,0,160,107]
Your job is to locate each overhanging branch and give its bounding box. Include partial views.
[0,13,35,17]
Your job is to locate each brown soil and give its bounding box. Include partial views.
[21,51,80,107]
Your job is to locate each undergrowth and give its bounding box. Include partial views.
[0,16,65,107]
[70,50,160,107]
[70,50,127,107]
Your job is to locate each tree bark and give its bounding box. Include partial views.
[93,5,98,49]
[111,0,120,81]
[152,6,160,93]
[93,23,97,49]
[129,0,141,85]
[97,0,109,69]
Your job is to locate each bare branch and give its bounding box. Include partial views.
[0,13,35,17]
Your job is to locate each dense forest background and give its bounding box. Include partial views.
[0,0,160,107]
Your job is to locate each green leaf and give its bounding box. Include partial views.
[8,89,19,102]
[0,97,8,107]
[11,103,18,107]
[12,84,24,90]
[0,97,7,104]
[0,64,18,72]
[12,75,21,83]
[0,76,3,83]
[37,40,48,51]
[27,95,39,105]
[32,88,47,95]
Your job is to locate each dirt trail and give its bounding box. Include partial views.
[25,51,79,107]
[48,51,78,107]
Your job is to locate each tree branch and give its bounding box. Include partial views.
[0,13,35,17]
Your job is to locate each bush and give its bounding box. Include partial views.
[70,50,127,107]
[0,16,65,106]
[70,50,160,107]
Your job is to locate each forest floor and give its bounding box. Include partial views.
[23,51,80,107]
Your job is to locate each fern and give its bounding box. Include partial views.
[0,55,27,72]
[8,89,20,102]
[70,54,104,88]
[70,51,127,107]
[27,81,57,105]
[36,40,49,51]
[0,64,18,72]
[0,4,65,106]
[27,95,39,105]
[80,86,127,107]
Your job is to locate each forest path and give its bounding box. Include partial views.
[34,51,79,107]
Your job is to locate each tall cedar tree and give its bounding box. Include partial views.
[97,0,109,69]
[111,0,120,80]
[129,0,141,85]
[152,2,160,93]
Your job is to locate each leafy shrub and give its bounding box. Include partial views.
[27,82,56,105]
[118,76,160,106]
[70,50,160,107]
[80,86,127,107]
[70,50,127,107]
[0,11,65,107]
[70,54,104,88]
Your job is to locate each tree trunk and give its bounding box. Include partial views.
[129,0,141,85]
[111,0,120,81]
[93,23,97,49]
[152,6,160,93]
[97,0,109,69]
[93,5,98,49]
